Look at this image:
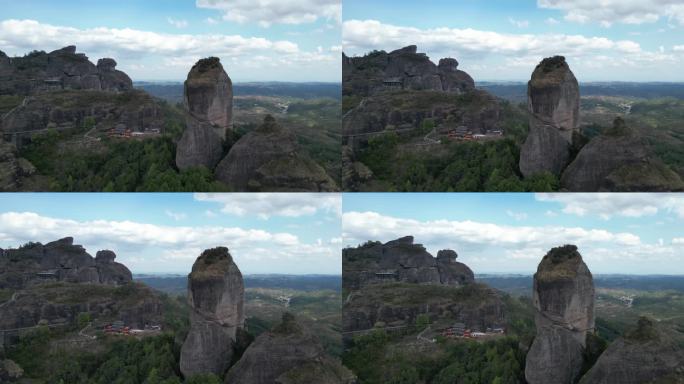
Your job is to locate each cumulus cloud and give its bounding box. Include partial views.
[342,211,682,273]
[196,0,341,27]
[538,0,684,27]
[0,19,287,57]
[194,193,341,219]
[342,19,672,71]
[536,193,684,219]
[0,211,339,273]
[343,211,641,249]
[0,19,337,78]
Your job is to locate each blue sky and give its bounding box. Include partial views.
[0,193,342,275]
[343,193,684,275]
[343,0,684,81]
[0,0,341,81]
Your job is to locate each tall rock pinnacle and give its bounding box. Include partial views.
[176,57,233,171]
[180,247,245,378]
[520,56,580,178]
[525,245,595,384]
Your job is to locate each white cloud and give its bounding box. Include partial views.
[538,0,684,27]
[205,17,219,25]
[0,19,336,76]
[341,211,684,273]
[165,210,188,221]
[674,45,684,52]
[506,210,528,221]
[196,0,341,27]
[508,17,530,28]
[0,211,339,273]
[536,193,684,219]
[545,210,558,217]
[342,19,671,72]
[343,211,642,250]
[167,17,188,28]
[204,210,217,218]
[194,193,341,219]
[545,17,560,25]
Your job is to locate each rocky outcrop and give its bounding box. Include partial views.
[0,281,163,340]
[561,117,684,191]
[0,140,35,191]
[215,115,338,191]
[0,237,132,289]
[180,247,245,378]
[580,317,684,384]
[224,313,353,384]
[342,45,475,97]
[520,56,580,178]
[96,58,133,92]
[0,46,132,96]
[343,282,505,334]
[342,89,502,146]
[1,89,164,148]
[525,245,595,384]
[342,236,474,291]
[176,57,232,171]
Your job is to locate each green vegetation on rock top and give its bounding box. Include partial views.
[536,245,583,282]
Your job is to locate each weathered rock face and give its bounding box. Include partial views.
[224,313,352,384]
[175,122,225,171]
[342,45,475,97]
[525,245,595,384]
[343,283,506,333]
[176,57,232,171]
[215,115,338,191]
[342,236,474,291]
[180,247,245,378]
[1,89,165,148]
[342,89,502,145]
[95,250,133,285]
[520,56,580,178]
[0,281,163,339]
[0,237,132,289]
[96,58,133,92]
[580,317,684,384]
[184,57,232,131]
[0,46,133,95]
[0,140,35,191]
[561,118,684,191]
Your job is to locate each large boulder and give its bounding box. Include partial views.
[180,247,245,378]
[580,317,684,384]
[561,117,684,191]
[224,313,350,384]
[184,57,232,131]
[342,236,475,291]
[525,245,595,384]
[95,250,133,285]
[214,115,337,191]
[97,58,133,91]
[176,57,232,171]
[520,56,580,178]
[343,45,475,97]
